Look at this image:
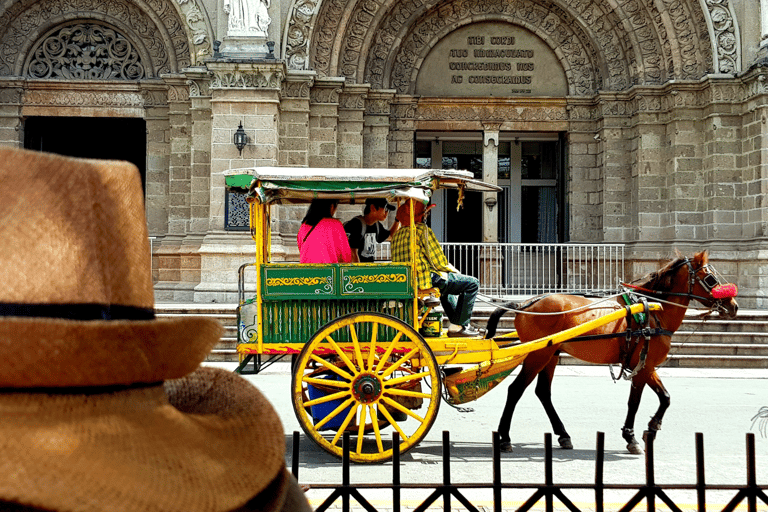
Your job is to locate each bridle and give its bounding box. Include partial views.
[622,258,737,312]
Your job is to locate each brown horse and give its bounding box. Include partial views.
[486,251,739,454]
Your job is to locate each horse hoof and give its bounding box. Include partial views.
[500,442,514,453]
[627,442,643,455]
[558,436,573,450]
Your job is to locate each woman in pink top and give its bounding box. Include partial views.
[297,199,353,264]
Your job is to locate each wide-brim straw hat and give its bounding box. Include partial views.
[0,148,287,511]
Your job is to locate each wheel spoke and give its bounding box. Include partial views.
[381,396,424,422]
[304,389,351,407]
[314,397,355,431]
[377,402,409,441]
[369,404,383,453]
[324,334,359,376]
[356,405,368,454]
[350,324,365,373]
[309,354,354,381]
[381,347,420,378]
[374,331,403,373]
[366,322,379,372]
[331,403,360,446]
[303,375,351,389]
[384,371,427,387]
[385,388,431,399]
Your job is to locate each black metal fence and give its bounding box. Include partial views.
[290,431,767,512]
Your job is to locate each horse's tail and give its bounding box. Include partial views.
[483,296,548,338]
[484,301,521,338]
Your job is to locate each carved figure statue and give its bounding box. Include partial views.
[223,0,270,37]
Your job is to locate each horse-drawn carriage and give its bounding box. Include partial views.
[224,167,739,463]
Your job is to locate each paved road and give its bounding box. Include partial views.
[207,362,768,510]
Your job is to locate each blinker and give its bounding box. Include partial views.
[711,284,738,299]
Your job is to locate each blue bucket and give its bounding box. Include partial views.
[307,373,351,431]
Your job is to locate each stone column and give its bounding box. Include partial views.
[363,89,395,168]
[186,67,213,235]
[482,122,501,242]
[0,81,22,148]
[162,75,193,236]
[279,70,314,167]
[338,84,369,168]
[309,77,344,168]
[196,60,285,303]
[389,95,418,169]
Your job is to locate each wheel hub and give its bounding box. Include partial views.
[351,374,382,403]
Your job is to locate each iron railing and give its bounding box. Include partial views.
[377,243,625,297]
[291,431,766,512]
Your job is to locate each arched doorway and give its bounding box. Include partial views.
[24,116,147,192]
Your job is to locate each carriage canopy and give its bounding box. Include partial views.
[224,167,502,204]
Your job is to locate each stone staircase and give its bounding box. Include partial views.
[156,304,768,368]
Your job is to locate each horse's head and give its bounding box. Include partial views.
[684,251,739,319]
[633,251,739,319]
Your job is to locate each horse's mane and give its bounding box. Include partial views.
[634,256,688,293]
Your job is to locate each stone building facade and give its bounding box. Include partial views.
[0,0,766,307]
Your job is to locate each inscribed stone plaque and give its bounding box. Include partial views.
[416,22,567,97]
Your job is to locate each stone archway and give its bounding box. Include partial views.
[284,0,739,95]
[0,0,214,77]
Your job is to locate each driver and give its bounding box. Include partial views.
[391,200,479,338]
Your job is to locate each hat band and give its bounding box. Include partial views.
[0,303,155,321]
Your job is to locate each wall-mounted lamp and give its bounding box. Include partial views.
[484,196,497,212]
[234,121,248,155]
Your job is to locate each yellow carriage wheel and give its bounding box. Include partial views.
[291,312,441,464]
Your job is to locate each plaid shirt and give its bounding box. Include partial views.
[391,223,454,290]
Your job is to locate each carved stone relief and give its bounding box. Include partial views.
[27,23,146,80]
[284,0,319,70]
[23,89,147,108]
[309,84,342,103]
[281,80,311,98]
[209,67,284,88]
[704,0,739,74]
[0,0,204,78]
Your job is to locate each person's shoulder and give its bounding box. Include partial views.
[344,216,363,229]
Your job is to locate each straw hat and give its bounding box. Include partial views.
[0,148,290,511]
[395,200,433,226]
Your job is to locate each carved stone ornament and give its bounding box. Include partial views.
[310,85,342,103]
[365,98,391,115]
[167,83,191,102]
[23,89,146,108]
[281,80,311,98]
[704,0,739,74]
[287,0,726,96]
[0,0,203,77]
[210,67,284,88]
[285,0,319,70]
[27,24,145,80]
[187,77,211,97]
[415,103,568,122]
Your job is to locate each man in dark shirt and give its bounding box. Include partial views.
[344,198,399,262]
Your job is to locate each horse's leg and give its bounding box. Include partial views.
[645,370,670,432]
[622,377,646,454]
[497,356,551,452]
[534,353,572,449]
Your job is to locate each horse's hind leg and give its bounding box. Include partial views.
[534,353,572,449]
[497,355,553,452]
[645,371,670,432]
